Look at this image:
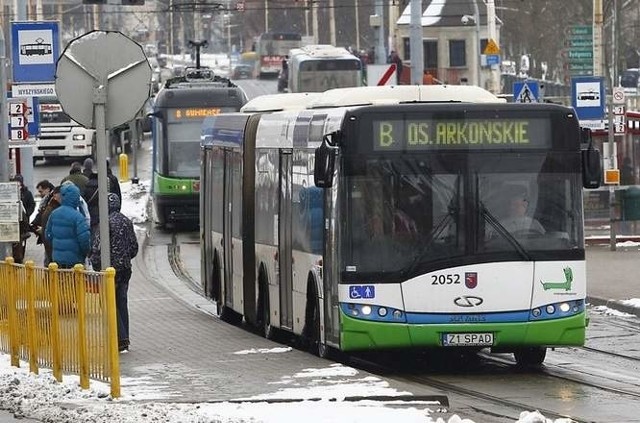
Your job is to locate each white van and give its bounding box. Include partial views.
[33,98,95,164]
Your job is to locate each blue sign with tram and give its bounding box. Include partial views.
[11,21,60,83]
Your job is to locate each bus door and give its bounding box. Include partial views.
[278,149,294,330]
[222,149,234,308]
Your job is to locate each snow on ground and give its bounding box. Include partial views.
[590,305,637,318]
[119,180,150,225]
[0,353,573,423]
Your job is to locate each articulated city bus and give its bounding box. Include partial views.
[151,67,247,227]
[287,45,363,93]
[200,85,601,367]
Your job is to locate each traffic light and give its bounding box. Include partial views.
[121,0,145,4]
[82,0,107,4]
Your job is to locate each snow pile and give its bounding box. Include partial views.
[119,180,150,225]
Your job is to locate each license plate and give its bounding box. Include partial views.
[43,151,58,156]
[442,332,494,347]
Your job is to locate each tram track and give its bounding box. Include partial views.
[344,353,585,422]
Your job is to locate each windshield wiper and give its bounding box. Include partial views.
[403,205,458,277]
[480,202,531,261]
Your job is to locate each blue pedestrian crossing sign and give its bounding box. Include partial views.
[513,81,540,103]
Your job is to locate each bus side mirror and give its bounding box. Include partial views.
[314,134,338,188]
[581,128,602,189]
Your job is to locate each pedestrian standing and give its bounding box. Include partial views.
[106,159,122,200]
[35,186,61,266]
[82,158,95,178]
[34,179,55,213]
[44,183,91,269]
[61,162,89,193]
[90,193,138,353]
[13,174,35,218]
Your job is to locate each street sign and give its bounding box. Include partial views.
[613,87,625,104]
[55,30,152,129]
[483,39,500,55]
[7,96,40,145]
[367,64,397,86]
[572,76,605,128]
[485,54,500,66]
[513,81,539,103]
[566,25,593,77]
[11,21,60,83]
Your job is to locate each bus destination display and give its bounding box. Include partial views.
[372,118,551,151]
[170,108,221,121]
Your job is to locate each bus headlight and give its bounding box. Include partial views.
[378,307,388,317]
[532,308,541,317]
[546,305,555,314]
[361,305,372,315]
[393,310,403,319]
[559,303,571,313]
[72,134,86,140]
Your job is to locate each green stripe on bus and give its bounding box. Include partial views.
[339,310,586,351]
[154,172,197,195]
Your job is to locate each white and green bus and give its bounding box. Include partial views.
[200,85,601,367]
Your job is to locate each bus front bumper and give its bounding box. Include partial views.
[339,310,587,351]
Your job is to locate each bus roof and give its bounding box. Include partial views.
[240,92,322,112]
[289,45,355,60]
[307,85,504,109]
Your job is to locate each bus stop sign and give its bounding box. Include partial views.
[55,30,151,129]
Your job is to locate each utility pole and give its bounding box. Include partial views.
[1,19,10,258]
[593,0,605,78]
[13,0,34,191]
[487,0,499,93]
[312,0,318,44]
[354,0,360,50]
[409,0,423,84]
[329,0,336,46]
[472,0,481,87]
[374,0,384,63]
[264,0,268,33]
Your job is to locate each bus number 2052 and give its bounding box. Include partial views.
[432,274,461,285]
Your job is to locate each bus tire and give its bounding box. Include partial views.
[258,268,276,340]
[513,347,546,368]
[305,278,330,359]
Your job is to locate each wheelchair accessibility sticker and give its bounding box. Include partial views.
[349,285,375,299]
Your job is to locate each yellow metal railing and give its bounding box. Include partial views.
[0,257,120,398]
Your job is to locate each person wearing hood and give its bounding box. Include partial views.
[90,193,138,353]
[44,183,91,269]
[82,160,121,230]
[82,158,95,178]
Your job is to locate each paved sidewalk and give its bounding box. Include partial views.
[586,243,640,316]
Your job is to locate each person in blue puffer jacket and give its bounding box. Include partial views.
[45,182,91,269]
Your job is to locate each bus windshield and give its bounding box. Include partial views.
[343,153,583,280]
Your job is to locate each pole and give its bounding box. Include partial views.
[14,0,33,191]
[593,0,605,78]
[264,0,268,33]
[312,0,318,44]
[374,0,384,63]
[472,0,481,87]
[169,0,174,59]
[329,0,336,47]
[354,0,360,50]
[409,0,423,85]
[94,82,111,269]
[0,23,11,258]
[486,0,499,93]
[608,96,617,251]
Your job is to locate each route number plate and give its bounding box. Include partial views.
[442,332,494,347]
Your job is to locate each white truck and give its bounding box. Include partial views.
[33,98,95,165]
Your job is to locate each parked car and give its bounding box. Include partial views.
[232,64,254,79]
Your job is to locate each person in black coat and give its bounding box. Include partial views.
[82,160,121,231]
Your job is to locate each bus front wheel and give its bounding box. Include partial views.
[259,272,276,340]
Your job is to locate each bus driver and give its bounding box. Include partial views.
[496,187,545,236]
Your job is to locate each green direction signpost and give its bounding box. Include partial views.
[566,25,593,76]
